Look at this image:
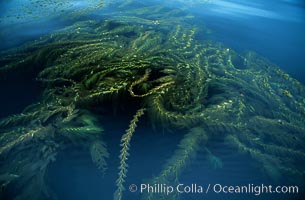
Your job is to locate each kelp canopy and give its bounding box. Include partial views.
[0,1,305,200]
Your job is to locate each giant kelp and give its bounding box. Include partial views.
[0,1,305,200]
[0,0,104,24]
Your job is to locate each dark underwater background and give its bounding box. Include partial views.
[0,0,305,200]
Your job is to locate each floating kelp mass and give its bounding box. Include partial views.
[0,0,103,24]
[0,1,305,200]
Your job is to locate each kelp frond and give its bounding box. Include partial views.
[0,126,46,155]
[143,127,207,200]
[90,141,109,175]
[114,108,146,200]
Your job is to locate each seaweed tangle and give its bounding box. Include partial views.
[0,1,305,200]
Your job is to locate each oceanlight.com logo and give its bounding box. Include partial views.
[128,183,300,196]
[212,184,299,196]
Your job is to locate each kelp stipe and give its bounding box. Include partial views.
[114,108,146,200]
[143,127,208,200]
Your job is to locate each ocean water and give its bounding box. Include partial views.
[0,1,305,200]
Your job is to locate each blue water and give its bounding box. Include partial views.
[1,1,305,200]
